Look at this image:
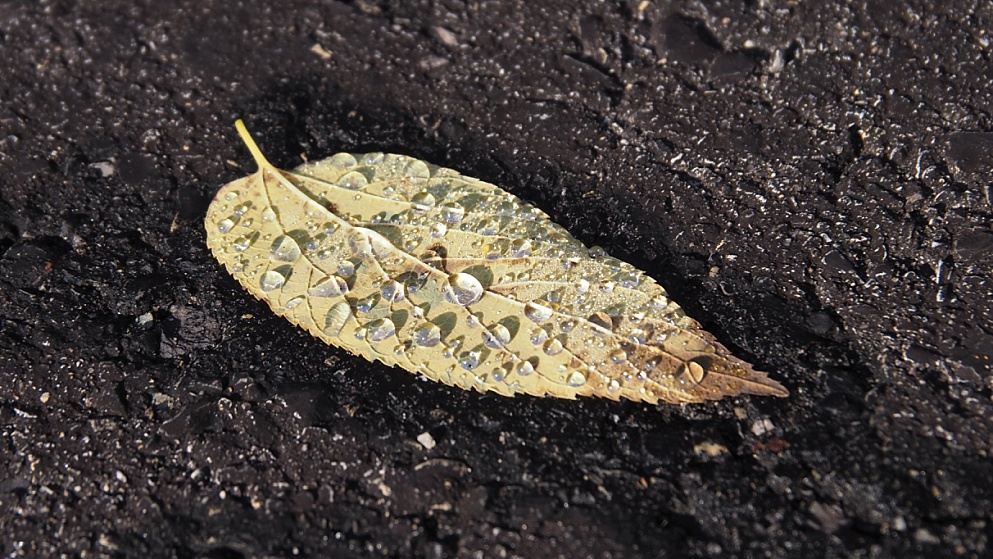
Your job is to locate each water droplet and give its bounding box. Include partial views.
[560,320,576,333]
[446,273,484,306]
[232,202,252,217]
[458,351,481,371]
[599,280,615,293]
[356,295,379,313]
[217,219,235,233]
[609,349,627,364]
[530,327,549,345]
[259,270,285,292]
[337,170,368,190]
[649,295,669,310]
[323,302,352,337]
[510,239,532,258]
[677,359,708,386]
[543,338,564,356]
[380,280,405,303]
[566,371,587,387]
[616,271,639,289]
[404,160,431,179]
[410,191,436,214]
[440,203,465,224]
[587,312,613,332]
[412,322,442,347]
[517,358,537,376]
[260,207,277,223]
[482,324,512,349]
[338,261,356,277]
[523,301,553,323]
[573,279,590,293]
[232,235,253,252]
[562,257,580,270]
[491,367,507,382]
[330,153,357,167]
[269,235,302,262]
[588,246,607,258]
[284,295,305,309]
[607,379,622,393]
[224,190,239,201]
[308,276,349,297]
[366,318,397,342]
[361,153,385,165]
[430,223,447,238]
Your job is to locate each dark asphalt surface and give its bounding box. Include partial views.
[1,1,991,557]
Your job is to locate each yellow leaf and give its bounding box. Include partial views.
[204,120,789,404]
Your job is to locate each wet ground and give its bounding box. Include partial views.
[1,1,991,557]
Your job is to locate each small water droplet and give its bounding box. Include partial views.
[356,295,379,313]
[677,359,708,386]
[404,160,431,180]
[232,235,253,252]
[259,270,285,292]
[649,295,669,310]
[260,208,277,223]
[232,201,252,217]
[543,338,564,356]
[430,223,448,238]
[337,170,368,190]
[308,276,349,297]
[217,219,235,233]
[366,318,397,342]
[573,279,590,293]
[560,320,576,333]
[224,191,239,202]
[412,322,442,347]
[607,379,622,393]
[269,235,302,262]
[599,280,615,293]
[609,349,627,364]
[284,295,305,309]
[523,301,553,323]
[629,329,647,345]
[530,327,549,345]
[458,351,481,371]
[338,261,356,277]
[588,246,607,258]
[482,324,512,349]
[361,153,385,165]
[510,239,532,258]
[440,203,465,223]
[517,358,537,376]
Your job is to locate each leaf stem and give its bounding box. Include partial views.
[234,119,274,171]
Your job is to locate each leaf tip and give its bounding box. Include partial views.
[234,119,274,172]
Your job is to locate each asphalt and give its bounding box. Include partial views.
[1,1,990,557]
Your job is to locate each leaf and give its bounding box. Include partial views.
[204,120,788,404]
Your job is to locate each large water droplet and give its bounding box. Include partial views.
[510,239,532,258]
[260,207,277,223]
[259,270,285,292]
[330,153,358,167]
[517,358,537,376]
[410,191,436,214]
[269,235,302,262]
[440,203,465,224]
[338,261,356,277]
[217,218,235,234]
[361,152,385,165]
[308,276,348,297]
[609,349,627,364]
[404,160,431,180]
[324,301,352,337]
[380,280,405,303]
[587,312,613,332]
[530,327,549,345]
[412,322,442,347]
[356,294,379,313]
[366,318,397,342]
[677,359,708,386]
[337,171,368,190]
[523,301,553,323]
[446,273,484,306]
[482,324,512,349]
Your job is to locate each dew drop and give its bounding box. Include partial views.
[599,280,615,293]
[232,202,252,217]
[440,203,465,224]
[232,235,253,252]
[560,320,576,333]
[509,238,532,258]
[330,153,358,167]
[337,171,368,190]
[307,276,349,297]
[629,329,648,345]
[361,153,385,165]
[607,379,622,393]
[404,160,431,180]
[523,301,553,323]
[269,235,302,262]
[446,273,484,306]
[338,261,356,277]
[284,295,305,309]
[482,324,512,349]
[573,279,590,293]
[609,349,628,364]
[260,208,277,223]
[380,280,405,303]
[356,295,379,313]
[366,318,397,342]
[649,295,669,310]
[566,371,587,387]
[430,223,448,238]
[323,302,352,337]
[458,351,481,371]
[542,338,564,356]
[677,359,708,386]
[217,219,235,234]
[259,270,285,292]
[530,327,549,345]
[412,322,442,347]
[410,191,437,214]
[587,312,613,332]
